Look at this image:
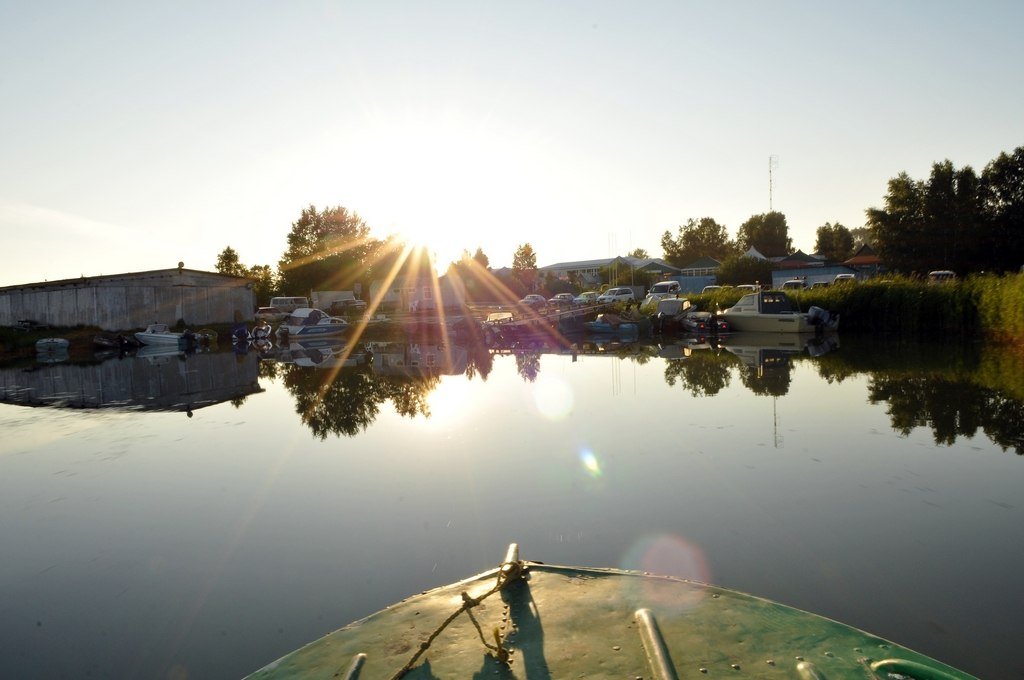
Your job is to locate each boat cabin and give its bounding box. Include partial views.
[730,292,800,315]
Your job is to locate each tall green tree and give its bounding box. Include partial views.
[866,172,928,273]
[715,255,774,286]
[660,217,735,267]
[628,247,650,259]
[979,146,1024,272]
[867,160,987,274]
[215,246,248,277]
[472,246,490,269]
[512,243,538,293]
[814,222,855,262]
[735,212,792,258]
[278,205,375,295]
[246,264,278,306]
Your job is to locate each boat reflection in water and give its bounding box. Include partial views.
[0,349,262,414]
[369,342,468,377]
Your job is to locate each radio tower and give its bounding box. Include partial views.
[769,155,779,211]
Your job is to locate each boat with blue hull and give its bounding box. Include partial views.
[275,308,350,339]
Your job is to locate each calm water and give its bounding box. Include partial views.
[1,334,1022,679]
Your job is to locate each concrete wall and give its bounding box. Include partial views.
[0,269,255,331]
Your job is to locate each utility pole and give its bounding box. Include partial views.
[769,155,779,211]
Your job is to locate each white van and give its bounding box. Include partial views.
[647,281,681,300]
[269,296,310,312]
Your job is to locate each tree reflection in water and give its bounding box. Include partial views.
[281,362,439,439]
[267,333,1024,453]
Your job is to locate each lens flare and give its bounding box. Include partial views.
[619,534,713,611]
[532,375,573,421]
[623,534,712,582]
[579,449,602,478]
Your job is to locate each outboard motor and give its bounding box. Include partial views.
[807,306,831,327]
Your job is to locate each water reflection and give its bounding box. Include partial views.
[0,348,261,413]
[3,333,1023,453]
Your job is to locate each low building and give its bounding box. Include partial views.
[0,267,255,331]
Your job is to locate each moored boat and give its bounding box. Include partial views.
[275,308,350,339]
[134,323,197,347]
[584,312,647,337]
[722,291,838,333]
[245,544,975,679]
[35,337,70,353]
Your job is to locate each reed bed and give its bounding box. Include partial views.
[692,273,1024,344]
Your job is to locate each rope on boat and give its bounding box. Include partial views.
[388,548,525,680]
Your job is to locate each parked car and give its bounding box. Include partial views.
[519,294,547,308]
[574,291,600,305]
[701,285,722,293]
[548,293,576,306]
[328,299,368,315]
[833,273,857,285]
[927,270,956,284]
[735,284,759,292]
[647,280,682,300]
[781,279,806,290]
[597,287,636,304]
[811,281,830,289]
[255,306,288,323]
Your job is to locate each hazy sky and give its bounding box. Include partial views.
[2,1,1022,287]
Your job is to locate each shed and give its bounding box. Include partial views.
[0,267,255,331]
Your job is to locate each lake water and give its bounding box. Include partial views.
[1,333,1022,679]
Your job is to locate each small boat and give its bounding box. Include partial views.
[275,308,350,339]
[134,323,213,349]
[722,290,838,333]
[584,312,645,337]
[245,544,975,679]
[35,337,70,353]
[94,334,138,350]
[652,298,729,334]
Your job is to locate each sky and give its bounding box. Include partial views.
[2,1,1022,287]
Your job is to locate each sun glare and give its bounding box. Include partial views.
[342,111,556,267]
[424,376,474,428]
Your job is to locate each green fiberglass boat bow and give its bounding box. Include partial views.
[245,544,975,680]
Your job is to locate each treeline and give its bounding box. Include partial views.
[867,146,1024,275]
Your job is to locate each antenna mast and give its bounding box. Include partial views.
[769,155,779,211]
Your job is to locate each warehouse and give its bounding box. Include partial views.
[0,265,255,331]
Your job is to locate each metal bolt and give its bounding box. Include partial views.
[699,668,707,674]
[731,663,740,670]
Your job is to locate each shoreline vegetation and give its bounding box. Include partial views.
[2,273,1022,360]
[691,273,1024,346]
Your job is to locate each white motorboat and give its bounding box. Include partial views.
[722,291,838,333]
[134,323,191,346]
[275,308,349,339]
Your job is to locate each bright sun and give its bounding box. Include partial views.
[340,110,559,268]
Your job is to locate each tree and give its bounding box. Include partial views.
[867,161,985,274]
[715,255,774,286]
[867,172,928,273]
[735,212,792,258]
[661,217,735,268]
[247,264,278,305]
[814,222,855,262]
[472,247,490,269]
[979,146,1024,272]
[278,205,375,295]
[628,247,649,259]
[215,246,248,278]
[512,243,538,292]
[849,226,873,246]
